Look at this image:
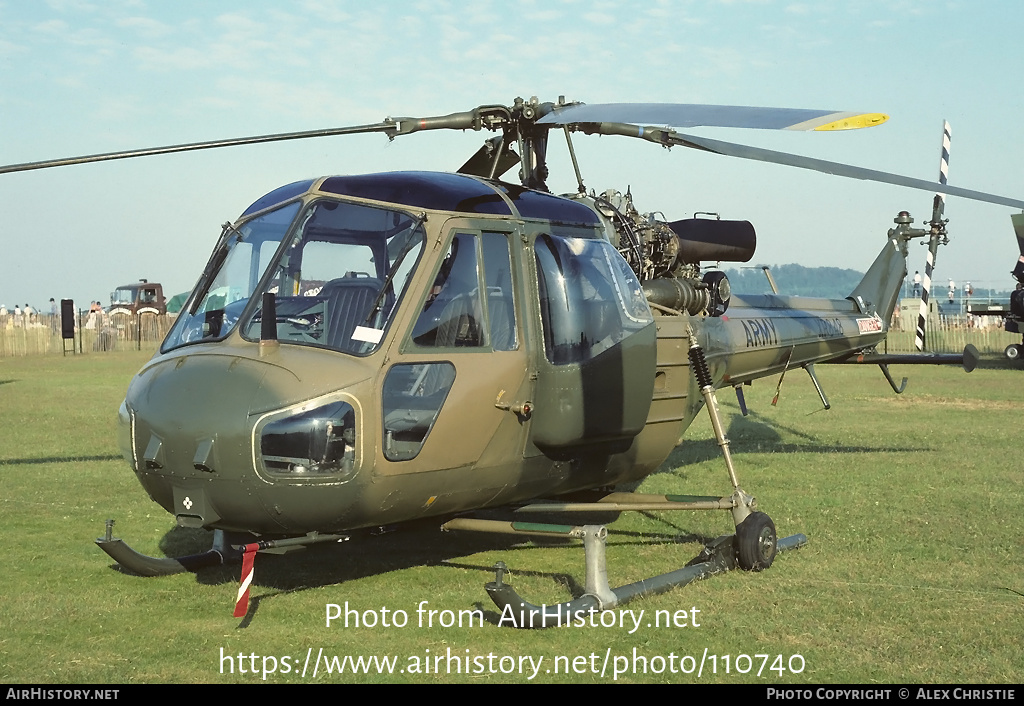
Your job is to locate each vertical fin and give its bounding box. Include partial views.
[1011,213,1024,282]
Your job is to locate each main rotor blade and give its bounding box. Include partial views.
[0,122,399,175]
[669,130,1024,209]
[539,103,888,131]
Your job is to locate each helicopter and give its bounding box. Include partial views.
[4,97,1021,623]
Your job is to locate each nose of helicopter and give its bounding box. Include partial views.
[119,348,370,533]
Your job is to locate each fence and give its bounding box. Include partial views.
[884,312,1019,355]
[0,311,1017,359]
[0,312,174,358]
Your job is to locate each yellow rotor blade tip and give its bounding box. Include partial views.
[814,113,890,131]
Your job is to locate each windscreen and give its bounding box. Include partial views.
[111,287,138,305]
[239,199,425,356]
[163,201,301,350]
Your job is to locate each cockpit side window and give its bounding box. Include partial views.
[481,232,517,351]
[413,233,483,347]
[411,231,517,350]
[381,362,456,461]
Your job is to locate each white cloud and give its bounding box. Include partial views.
[116,16,173,38]
[33,19,71,35]
[44,0,97,13]
[784,3,813,15]
[133,45,211,71]
[0,38,26,58]
[583,11,616,25]
[297,0,352,24]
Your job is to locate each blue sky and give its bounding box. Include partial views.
[2,0,1022,309]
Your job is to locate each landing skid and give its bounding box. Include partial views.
[94,519,346,577]
[95,520,234,576]
[443,517,806,628]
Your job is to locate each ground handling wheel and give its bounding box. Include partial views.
[1004,344,1021,361]
[736,511,777,571]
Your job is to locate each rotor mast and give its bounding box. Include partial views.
[393,96,565,191]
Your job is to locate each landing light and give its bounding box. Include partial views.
[257,400,357,480]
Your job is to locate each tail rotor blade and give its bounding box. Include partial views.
[915,121,953,352]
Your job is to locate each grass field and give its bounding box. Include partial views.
[0,350,1021,684]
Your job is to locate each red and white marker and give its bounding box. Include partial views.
[233,543,260,617]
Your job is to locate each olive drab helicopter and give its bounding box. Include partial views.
[4,97,1022,623]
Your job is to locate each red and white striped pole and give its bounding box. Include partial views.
[915,121,951,352]
[233,543,260,618]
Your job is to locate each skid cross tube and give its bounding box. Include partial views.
[514,492,736,513]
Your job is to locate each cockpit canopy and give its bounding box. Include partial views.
[162,172,610,356]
